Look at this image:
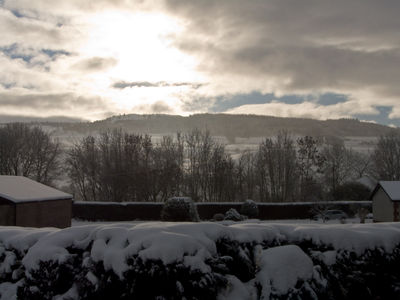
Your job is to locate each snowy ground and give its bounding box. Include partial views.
[71,217,373,227]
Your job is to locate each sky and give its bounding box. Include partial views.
[0,0,400,126]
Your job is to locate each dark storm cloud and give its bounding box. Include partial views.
[73,57,117,72]
[0,92,109,110]
[163,0,400,100]
[150,101,172,113]
[164,0,400,46]
[0,114,84,123]
[223,46,400,93]
[135,101,172,114]
[112,81,203,89]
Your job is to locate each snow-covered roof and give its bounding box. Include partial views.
[372,181,400,201]
[0,176,72,203]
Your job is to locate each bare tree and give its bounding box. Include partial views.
[347,150,373,179]
[150,134,184,201]
[184,129,203,201]
[184,129,235,202]
[257,131,299,202]
[321,137,353,195]
[184,129,214,201]
[208,144,236,202]
[0,123,61,185]
[372,131,400,180]
[236,151,257,200]
[97,130,132,202]
[66,136,100,201]
[254,150,269,202]
[297,136,324,201]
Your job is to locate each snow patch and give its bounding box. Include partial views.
[0,281,21,300]
[218,275,256,300]
[256,245,314,296]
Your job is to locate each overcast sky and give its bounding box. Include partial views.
[1,0,399,126]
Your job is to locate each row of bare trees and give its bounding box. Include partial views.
[66,131,185,202]
[66,129,236,202]
[2,123,400,202]
[236,134,374,202]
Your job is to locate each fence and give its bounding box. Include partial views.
[73,200,372,221]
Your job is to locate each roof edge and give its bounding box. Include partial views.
[0,193,73,203]
[370,182,400,201]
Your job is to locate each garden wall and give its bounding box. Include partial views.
[73,200,372,221]
[72,201,163,221]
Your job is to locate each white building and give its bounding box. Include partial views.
[371,181,400,222]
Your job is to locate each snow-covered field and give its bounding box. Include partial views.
[0,219,398,299]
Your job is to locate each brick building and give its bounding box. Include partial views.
[0,176,72,228]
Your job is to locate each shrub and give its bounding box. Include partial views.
[213,213,225,221]
[0,246,22,283]
[332,181,371,201]
[224,208,244,221]
[161,197,199,222]
[18,251,228,300]
[240,199,259,218]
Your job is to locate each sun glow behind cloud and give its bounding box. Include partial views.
[76,10,203,112]
[1,1,400,126]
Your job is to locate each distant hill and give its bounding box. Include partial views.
[61,114,398,141]
[0,115,84,123]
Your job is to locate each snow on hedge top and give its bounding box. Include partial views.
[256,245,313,296]
[375,181,400,201]
[0,221,396,277]
[0,176,72,203]
[22,222,230,276]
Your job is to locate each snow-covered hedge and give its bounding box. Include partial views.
[1,222,400,299]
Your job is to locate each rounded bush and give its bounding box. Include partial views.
[161,197,199,222]
[224,208,244,221]
[213,213,225,221]
[240,199,259,218]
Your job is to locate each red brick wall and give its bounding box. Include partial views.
[15,199,72,228]
[394,202,399,222]
[0,204,15,226]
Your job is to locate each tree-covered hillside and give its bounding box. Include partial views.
[61,114,398,140]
